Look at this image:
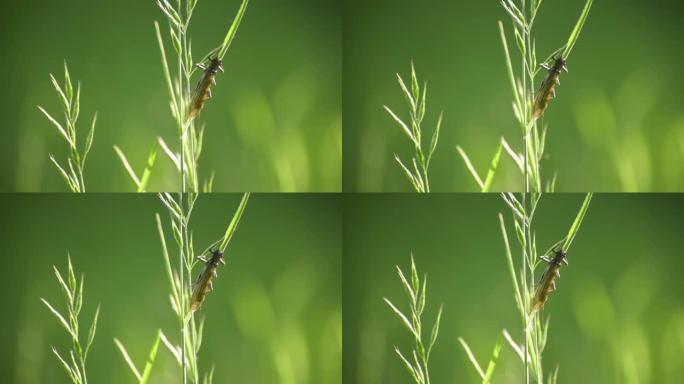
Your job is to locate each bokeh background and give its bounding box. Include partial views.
[344,0,684,192]
[0,0,341,192]
[0,193,341,383]
[344,194,684,383]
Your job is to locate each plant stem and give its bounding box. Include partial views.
[179,192,187,384]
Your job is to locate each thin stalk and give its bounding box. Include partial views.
[179,192,187,384]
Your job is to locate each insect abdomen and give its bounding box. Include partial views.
[189,57,223,119]
[532,263,561,311]
[189,74,217,118]
[532,249,567,312]
[190,265,218,311]
[533,57,566,119]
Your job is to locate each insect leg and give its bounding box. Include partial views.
[540,255,552,263]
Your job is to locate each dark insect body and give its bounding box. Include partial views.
[189,56,224,119]
[533,56,567,119]
[532,248,568,312]
[190,249,225,311]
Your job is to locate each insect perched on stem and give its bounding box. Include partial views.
[532,248,568,312]
[189,55,224,119]
[190,248,225,311]
[532,56,567,119]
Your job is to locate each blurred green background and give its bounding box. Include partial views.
[0,0,341,192]
[344,194,684,383]
[0,193,341,383]
[343,0,684,192]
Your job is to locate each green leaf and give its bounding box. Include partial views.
[38,106,73,148]
[562,0,593,58]
[395,264,416,303]
[482,140,503,192]
[498,22,523,121]
[41,299,76,340]
[85,304,100,358]
[500,0,527,31]
[410,255,420,294]
[218,193,250,252]
[139,330,163,384]
[156,0,182,29]
[83,112,97,163]
[482,339,502,384]
[384,106,416,145]
[52,347,79,383]
[138,145,158,193]
[410,62,420,102]
[52,265,73,304]
[514,28,526,55]
[49,74,69,111]
[113,145,142,188]
[394,155,422,192]
[384,298,418,338]
[427,304,443,358]
[48,155,78,192]
[427,113,442,167]
[114,338,142,381]
[154,22,178,110]
[63,62,73,102]
[218,0,250,59]
[458,337,485,379]
[67,255,76,293]
[562,193,593,251]
[394,347,421,383]
[396,73,416,113]
[499,214,523,313]
[456,146,484,189]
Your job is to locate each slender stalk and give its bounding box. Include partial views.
[179,193,187,384]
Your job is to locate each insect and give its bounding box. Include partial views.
[532,56,567,119]
[531,248,568,312]
[190,248,225,311]
[189,55,224,119]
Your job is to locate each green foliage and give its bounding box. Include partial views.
[499,193,593,383]
[154,0,250,192]
[113,144,158,192]
[38,63,97,193]
[114,330,163,384]
[458,336,502,384]
[456,138,504,192]
[383,255,443,384]
[156,192,250,383]
[40,255,100,384]
[384,63,442,192]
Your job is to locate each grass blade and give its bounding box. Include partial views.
[114,338,142,381]
[562,193,593,251]
[482,139,504,192]
[562,0,593,58]
[85,304,100,358]
[218,0,250,59]
[482,339,503,384]
[458,337,485,379]
[139,330,163,384]
[456,146,485,189]
[113,146,142,188]
[138,145,158,193]
[218,192,250,252]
